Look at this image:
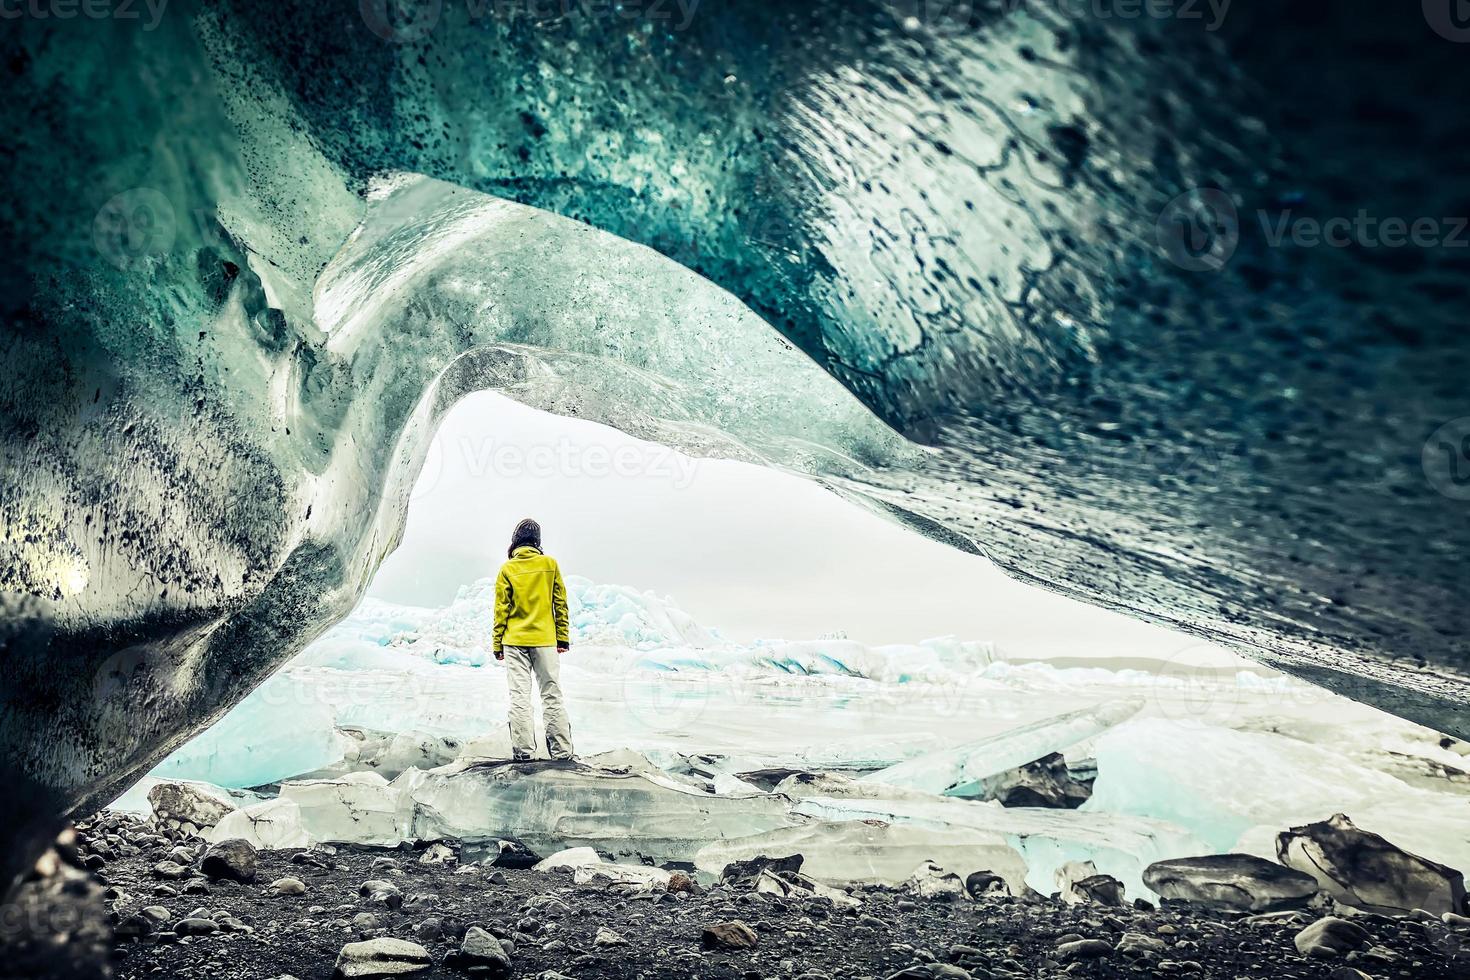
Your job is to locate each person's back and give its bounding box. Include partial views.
[493,519,573,760]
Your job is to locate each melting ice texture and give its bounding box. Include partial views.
[138,575,1470,890]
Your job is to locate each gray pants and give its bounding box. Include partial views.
[503,645,574,760]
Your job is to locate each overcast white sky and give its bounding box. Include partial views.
[367,392,1210,660]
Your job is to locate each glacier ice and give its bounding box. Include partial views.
[112,571,1470,901]
[693,820,1030,896]
[406,760,797,864]
[861,699,1143,797]
[5,3,1470,893]
[208,798,313,851]
[788,790,1206,901]
[149,673,354,789]
[278,773,413,848]
[1084,718,1470,878]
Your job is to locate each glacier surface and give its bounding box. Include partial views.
[114,574,1470,902]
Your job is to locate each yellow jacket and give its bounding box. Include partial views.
[493,546,570,652]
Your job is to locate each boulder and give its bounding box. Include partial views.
[718,853,804,890]
[151,860,191,880]
[751,869,860,908]
[445,926,511,977]
[1293,916,1369,958]
[1277,813,1466,915]
[702,920,759,950]
[334,938,433,978]
[200,839,257,883]
[1143,854,1319,912]
[359,879,403,910]
[173,917,220,937]
[1056,861,1125,906]
[147,781,239,830]
[459,838,541,869]
[964,871,1010,899]
[973,752,1093,808]
[1058,939,1113,961]
[267,877,306,896]
[904,861,967,901]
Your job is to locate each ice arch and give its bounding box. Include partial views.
[3,0,1470,888]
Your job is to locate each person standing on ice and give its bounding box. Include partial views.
[493,518,575,760]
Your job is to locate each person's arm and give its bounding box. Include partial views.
[552,562,570,652]
[493,566,511,660]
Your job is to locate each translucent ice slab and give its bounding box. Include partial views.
[861,699,1143,797]
[1085,718,1470,875]
[406,759,797,863]
[693,819,1030,895]
[791,792,1204,900]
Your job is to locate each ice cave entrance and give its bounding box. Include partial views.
[108,394,1470,901]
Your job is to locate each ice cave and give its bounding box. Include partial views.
[3,1,1470,977]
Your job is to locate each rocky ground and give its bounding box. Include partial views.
[10,812,1453,980]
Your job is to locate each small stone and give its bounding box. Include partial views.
[152,860,191,880]
[200,839,257,883]
[595,926,628,946]
[334,937,432,978]
[360,879,403,910]
[884,966,971,979]
[268,876,307,896]
[353,912,382,932]
[1294,916,1370,957]
[414,917,443,942]
[702,920,760,950]
[115,913,156,939]
[447,926,512,977]
[174,917,220,937]
[1057,939,1112,961]
[1116,932,1166,957]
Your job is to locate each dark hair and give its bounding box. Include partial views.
[508,518,541,558]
